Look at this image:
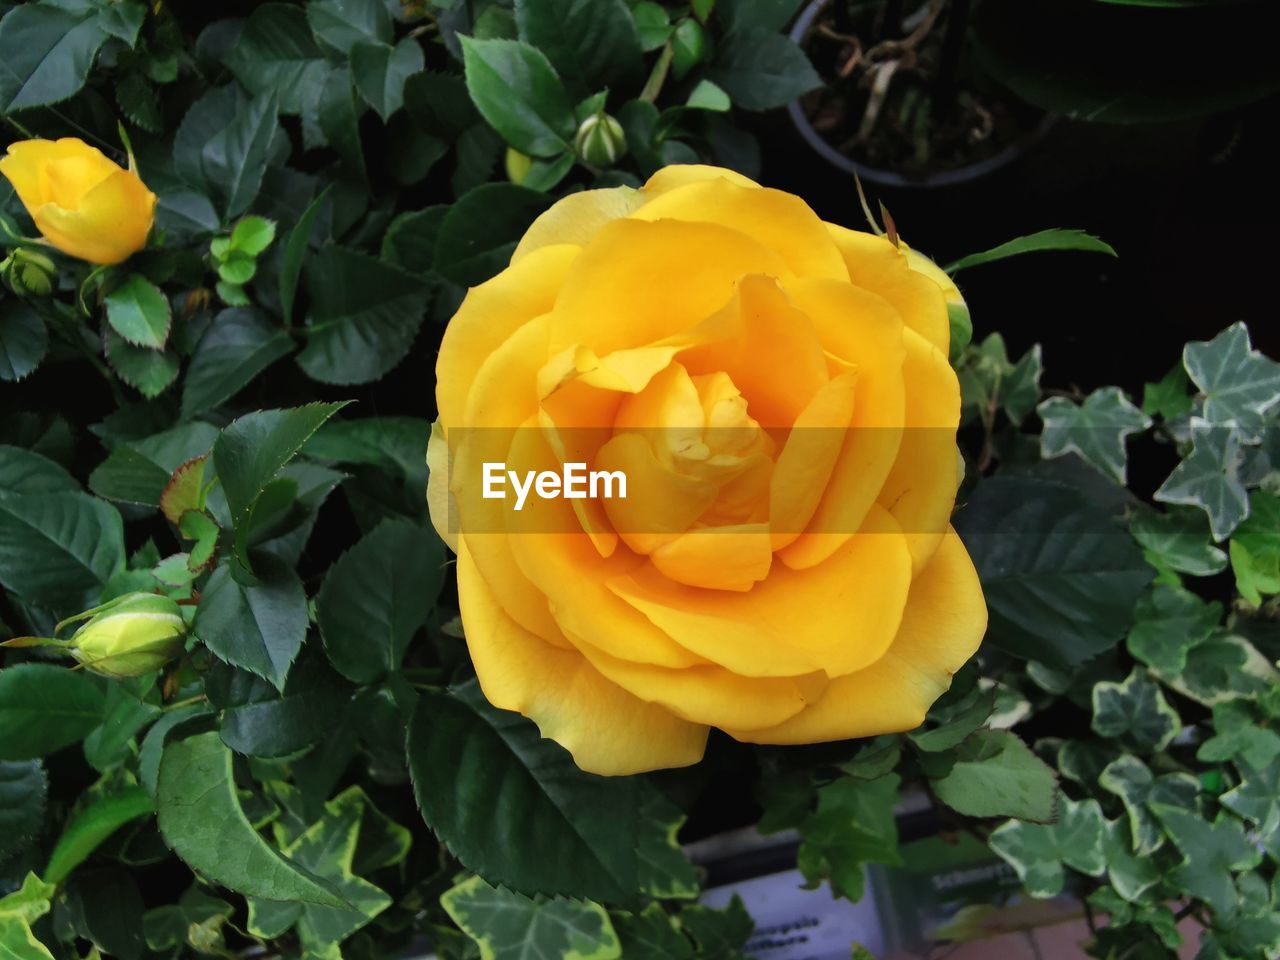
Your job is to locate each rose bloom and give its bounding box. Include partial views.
[0,137,156,265]
[429,164,987,776]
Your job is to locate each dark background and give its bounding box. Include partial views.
[754,100,1280,395]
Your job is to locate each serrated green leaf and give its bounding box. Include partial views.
[944,229,1117,274]
[104,330,180,399]
[0,4,108,112]
[181,308,293,418]
[351,37,424,120]
[105,275,171,349]
[953,476,1153,668]
[686,78,731,111]
[297,247,430,385]
[1091,668,1180,753]
[0,492,125,612]
[219,652,351,758]
[193,559,308,692]
[212,403,347,562]
[930,730,1058,822]
[229,216,276,256]
[173,86,281,219]
[989,795,1106,899]
[460,37,576,157]
[0,761,46,864]
[796,774,901,902]
[156,732,349,907]
[43,785,152,885]
[1038,387,1150,483]
[317,519,443,684]
[1230,488,1280,605]
[89,422,218,508]
[1154,417,1249,541]
[225,4,328,115]
[433,183,553,286]
[408,682,659,903]
[515,0,642,97]
[1183,322,1280,443]
[1126,584,1222,677]
[442,876,621,960]
[279,187,331,325]
[632,2,671,51]
[0,300,49,382]
[307,0,392,55]
[0,445,77,495]
[706,27,820,111]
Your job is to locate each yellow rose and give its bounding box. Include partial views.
[0,138,156,265]
[428,164,987,776]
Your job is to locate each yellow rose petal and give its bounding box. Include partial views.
[827,224,949,353]
[726,527,987,744]
[649,522,773,592]
[459,541,708,775]
[633,178,848,281]
[609,506,912,678]
[879,326,962,573]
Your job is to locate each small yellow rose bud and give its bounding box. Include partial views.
[505,147,534,186]
[4,247,57,296]
[574,114,627,168]
[0,138,156,266]
[66,592,187,679]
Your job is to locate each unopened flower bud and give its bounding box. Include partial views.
[5,247,57,296]
[574,114,626,168]
[505,147,533,186]
[68,592,187,678]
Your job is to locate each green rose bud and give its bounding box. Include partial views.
[3,247,57,296]
[574,114,626,168]
[505,147,533,186]
[66,592,188,678]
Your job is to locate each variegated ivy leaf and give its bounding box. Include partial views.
[636,794,699,900]
[1129,505,1228,581]
[1038,387,1151,483]
[1142,362,1194,421]
[1126,584,1222,678]
[1154,418,1249,541]
[1097,755,1199,856]
[1150,804,1261,921]
[1170,634,1278,707]
[1183,322,1280,443]
[441,875,621,960]
[1220,756,1280,860]
[1101,818,1161,904]
[244,787,403,950]
[1196,701,1280,772]
[988,795,1106,899]
[1230,489,1280,606]
[1091,669,1180,753]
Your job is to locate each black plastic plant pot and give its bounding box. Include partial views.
[786,0,1055,189]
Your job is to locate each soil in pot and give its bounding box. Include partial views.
[795,0,1045,182]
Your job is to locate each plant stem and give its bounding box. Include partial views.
[639,42,674,103]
